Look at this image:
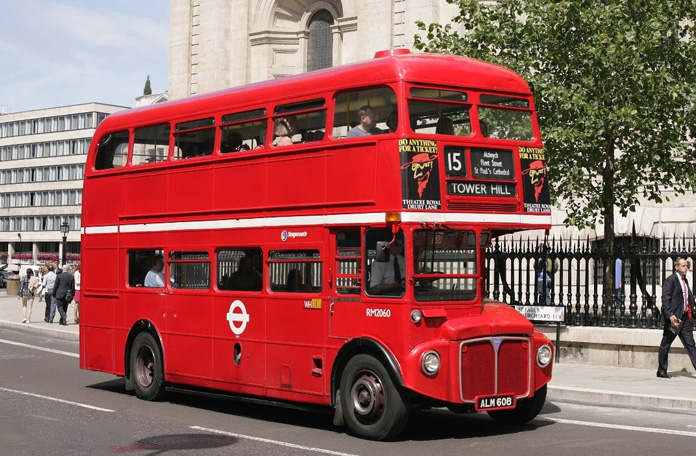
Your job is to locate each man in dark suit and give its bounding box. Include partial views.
[52,265,76,326]
[657,257,696,378]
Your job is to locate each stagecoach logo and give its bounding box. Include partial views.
[226,299,249,336]
[281,230,308,241]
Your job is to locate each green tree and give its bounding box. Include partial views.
[143,75,152,96]
[415,0,696,298]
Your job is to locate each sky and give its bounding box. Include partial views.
[0,0,170,114]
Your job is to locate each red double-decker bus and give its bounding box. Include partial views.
[80,49,553,440]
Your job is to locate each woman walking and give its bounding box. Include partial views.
[18,269,39,323]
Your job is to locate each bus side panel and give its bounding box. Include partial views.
[81,234,119,373]
[165,292,213,387]
[125,173,169,218]
[81,302,115,373]
[325,145,378,206]
[212,295,266,392]
[264,295,328,404]
[214,162,267,212]
[168,166,216,215]
[82,177,126,226]
[266,153,327,208]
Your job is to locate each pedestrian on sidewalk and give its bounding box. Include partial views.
[53,265,75,326]
[73,263,80,324]
[18,269,39,323]
[533,242,558,305]
[657,257,696,378]
[42,263,57,323]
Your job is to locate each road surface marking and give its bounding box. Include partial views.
[190,426,361,456]
[543,417,696,437]
[0,338,78,358]
[0,387,114,412]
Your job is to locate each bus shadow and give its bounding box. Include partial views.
[86,379,559,441]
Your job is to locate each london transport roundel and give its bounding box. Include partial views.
[226,300,249,336]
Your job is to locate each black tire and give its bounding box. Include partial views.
[488,384,547,424]
[339,354,409,440]
[129,332,166,401]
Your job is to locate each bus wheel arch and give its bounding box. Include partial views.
[125,320,166,401]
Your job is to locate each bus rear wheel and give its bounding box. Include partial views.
[129,332,165,401]
[339,354,409,440]
[487,384,546,424]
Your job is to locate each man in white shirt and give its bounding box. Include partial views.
[144,255,165,287]
[370,240,405,295]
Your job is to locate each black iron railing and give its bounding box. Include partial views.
[485,233,696,328]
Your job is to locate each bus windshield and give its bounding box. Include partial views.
[413,229,478,302]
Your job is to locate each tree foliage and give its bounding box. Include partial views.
[143,75,152,96]
[414,0,696,236]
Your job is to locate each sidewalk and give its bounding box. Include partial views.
[0,292,694,412]
[0,291,78,340]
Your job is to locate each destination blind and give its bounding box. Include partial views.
[445,148,516,197]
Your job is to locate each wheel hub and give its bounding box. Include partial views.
[351,372,385,421]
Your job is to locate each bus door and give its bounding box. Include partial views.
[329,230,364,339]
[265,247,327,398]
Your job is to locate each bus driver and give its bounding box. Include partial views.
[369,240,406,295]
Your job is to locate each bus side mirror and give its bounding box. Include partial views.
[375,241,390,262]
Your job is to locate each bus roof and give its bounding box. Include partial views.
[101,51,531,129]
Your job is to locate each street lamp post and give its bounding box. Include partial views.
[60,221,69,267]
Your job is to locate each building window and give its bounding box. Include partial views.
[307,9,334,72]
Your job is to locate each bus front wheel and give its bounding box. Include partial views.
[129,332,165,401]
[339,354,409,440]
[487,384,546,424]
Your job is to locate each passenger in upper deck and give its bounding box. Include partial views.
[435,116,455,135]
[274,116,299,146]
[347,105,381,137]
[386,110,398,133]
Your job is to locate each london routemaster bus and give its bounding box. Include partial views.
[80,49,553,440]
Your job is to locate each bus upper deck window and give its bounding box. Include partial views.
[478,94,533,141]
[272,99,326,146]
[133,123,170,165]
[407,87,471,137]
[332,87,397,139]
[94,130,129,170]
[173,117,215,160]
[221,109,267,152]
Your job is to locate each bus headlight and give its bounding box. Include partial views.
[410,309,422,323]
[536,345,552,368]
[421,350,440,376]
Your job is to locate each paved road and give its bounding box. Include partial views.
[3,326,696,455]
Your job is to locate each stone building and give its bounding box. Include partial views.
[168,0,461,100]
[168,0,695,245]
[0,103,126,269]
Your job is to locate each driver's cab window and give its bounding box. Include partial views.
[365,229,405,297]
[413,229,479,302]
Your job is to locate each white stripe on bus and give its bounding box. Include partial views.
[83,212,551,235]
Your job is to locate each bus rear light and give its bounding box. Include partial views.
[410,309,422,323]
[421,350,440,376]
